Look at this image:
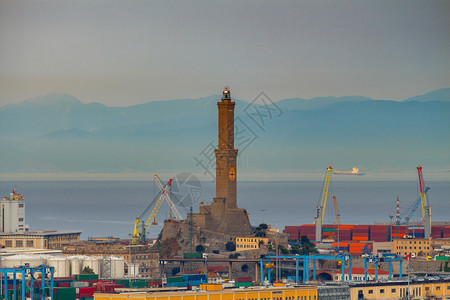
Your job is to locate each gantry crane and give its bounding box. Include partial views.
[417,166,431,238]
[314,166,332,242]
[132,175,173,244]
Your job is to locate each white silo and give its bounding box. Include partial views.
[82,256,101,275]
[46,256,70,277]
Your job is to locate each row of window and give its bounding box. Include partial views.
[237,238,265,242]
[396,246,430,250]
[237,296,315,300]
[397,240,428,245]
[237,244,259,248]
[3,239,34,247]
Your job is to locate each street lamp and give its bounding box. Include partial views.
[128,233,133,286]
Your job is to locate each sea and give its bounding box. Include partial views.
[0,180,448,240]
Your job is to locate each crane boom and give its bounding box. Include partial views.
[417,166,431,239]
[403,187,430,225]
[320,166,333,221]
[154,175,183,220]
[333,195,340,225]
[132,177,173,244]
[315,166,332,242]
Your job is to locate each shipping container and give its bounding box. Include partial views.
[74,274,98,281]
[435,256,449,261]
[200,284,223,291]
[167,276,185,283]
[184,252,202,259]
[235,282,252,287]
[235,276,252,283]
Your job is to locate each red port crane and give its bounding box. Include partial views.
[417,166,431,238]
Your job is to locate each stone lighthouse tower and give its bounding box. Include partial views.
[192,87,252,235]
[215,86,238,209]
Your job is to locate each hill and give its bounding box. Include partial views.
[0,89,449,176]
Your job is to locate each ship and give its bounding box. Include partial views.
[333,167,365,175]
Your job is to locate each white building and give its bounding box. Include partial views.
[1,189,25,232]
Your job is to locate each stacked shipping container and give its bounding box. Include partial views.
[352,225,369,241]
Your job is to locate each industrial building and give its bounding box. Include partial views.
[0,230,81,249]
[1,189,25,232]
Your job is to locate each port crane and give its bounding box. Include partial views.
[314,166,332,243]
[402,186,430,226]
[417,166,431,238]
[132,175,175,244]
[154,175,183,221]
[333,195,340,225]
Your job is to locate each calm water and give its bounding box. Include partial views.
[0,180,448,239]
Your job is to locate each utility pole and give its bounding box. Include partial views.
[389,215,394,241]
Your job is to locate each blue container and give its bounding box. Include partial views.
[166,281,188,287]
[183,274,207,281]
[188,280,206,286]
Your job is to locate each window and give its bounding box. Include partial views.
[19,204,24,208]
[368,290,373,294]
[16,240,23,247]
[436,286,440,290]
[19,218,24,222]
[425,287,429,291]
[5,240,12,247]
[380,289,384,293]
[26,240,34,247]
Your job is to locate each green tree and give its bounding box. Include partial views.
[259,223,268,230]
[225,241,236,251]
[82,266,95,275]
[196,245,205,253]
[256,231,266,237]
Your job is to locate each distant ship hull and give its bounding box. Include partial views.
[334,167,365,175]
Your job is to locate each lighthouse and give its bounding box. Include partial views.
[192,87,252,235]
[215,86,238,209]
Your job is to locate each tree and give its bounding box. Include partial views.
[172,267,180,276]
[259,223,268,230]
[82,266,95,275]
[256,231,266,237]
[225,241,236,251]
[195,245,205,253]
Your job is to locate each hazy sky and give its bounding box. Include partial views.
[1,0,449,107]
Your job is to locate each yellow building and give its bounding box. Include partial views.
[0,230,81,250]
[95,286,318,300]
[391,238,450,257]
[391,238,432,257]
[349,279,450,299]
[236,237,269,251]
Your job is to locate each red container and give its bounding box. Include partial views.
[79,293,94,298]
[101,283,125,293]
[79,287,95,293]
[235,276,252,283]
[57,282,71,287]
[147,280,162,287]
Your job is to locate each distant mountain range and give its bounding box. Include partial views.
[0,88,449,176]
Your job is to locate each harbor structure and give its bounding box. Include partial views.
[192,87,252,236]
[1,189,25,233]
